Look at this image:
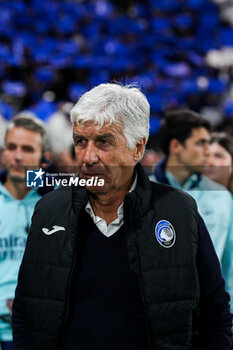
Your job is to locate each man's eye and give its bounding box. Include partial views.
[97,139,110,147]
[6,143,17,151]
[214,153,224,159]
[22,146,34,152]
[75,139,86,146]
[197,140,208,146]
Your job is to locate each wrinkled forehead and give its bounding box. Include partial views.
[73,112,122,126]
[73,120,124,134]
[5,126,43,145]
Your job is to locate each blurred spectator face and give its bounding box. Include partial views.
[53,150,77,173]
[205,142,232,187]
[2,127,43,181]
[141,149,163,174]
[175,127,210,174]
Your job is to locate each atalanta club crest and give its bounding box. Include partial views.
[155,220,176,248]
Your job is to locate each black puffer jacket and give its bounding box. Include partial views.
[13,164,228,350]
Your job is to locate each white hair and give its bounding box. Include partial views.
[70,83,150,149]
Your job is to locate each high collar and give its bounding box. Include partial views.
[0,175,40,202]
[0,170,7,184]
[72,185,89,215]
[0,170,53,197]
[125,162,152,217]
[154,157,202,190]
[154,158,170,185]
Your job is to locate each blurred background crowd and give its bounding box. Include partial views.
[1,0,233,158]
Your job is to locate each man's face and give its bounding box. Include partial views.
[176,127,210,174]
[73,121,144,195]
[2,127,43,181]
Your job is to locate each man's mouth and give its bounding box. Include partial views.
[81,167,105,175]
[10,165,25,172]
[82,173,105,178]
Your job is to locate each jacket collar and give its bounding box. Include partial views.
[0,172,42,201]
[72,185,89,215]
[154,158,170,185]
[154,157,202,190]
[125,162,152,216]
[0,170,7,184]
[0,169,53,198]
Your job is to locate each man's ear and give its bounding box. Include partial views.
[40,151,51,167]
[169,138,183,155]
[134,138,146,163]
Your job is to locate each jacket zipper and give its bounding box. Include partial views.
[63,212,81,327]
[125,195,152,349]
[63,249,77,326]
[136,245,152,350]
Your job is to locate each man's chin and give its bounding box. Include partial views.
[192,165,205,174]
[9,173,26,182]
[85,184,108,195]
[79,174,107,193]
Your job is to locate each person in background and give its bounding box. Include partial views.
[0,115,48,350]
[151,109,233,264]
[204,133,233,325]
[140,148,163,175]
[0,115,9,171]
[12,84,232,350]
[205,132,233,194]
[45,103,77,175]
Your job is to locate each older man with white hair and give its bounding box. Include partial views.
[12,83,232,350]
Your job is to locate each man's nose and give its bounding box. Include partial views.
[14,148,23,161]
[204,143,210,157]
[206,154,214,166]
[83,143,99,165]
